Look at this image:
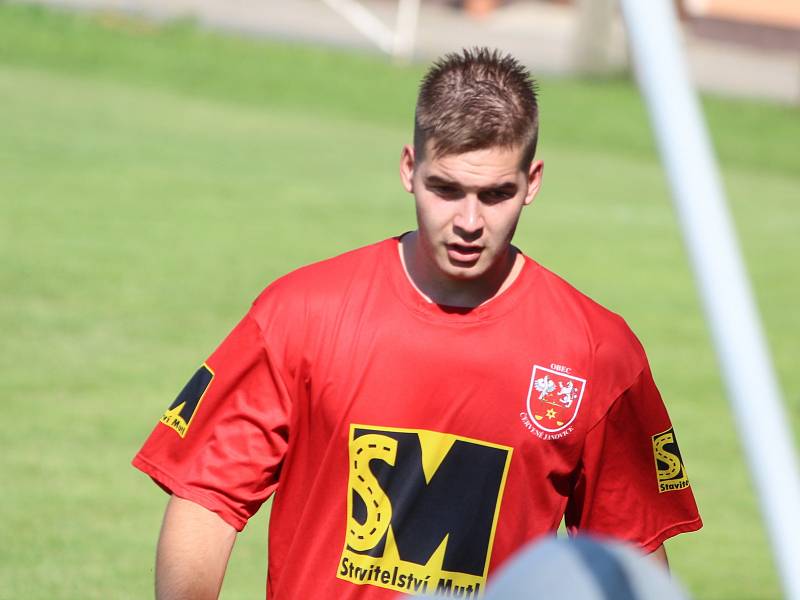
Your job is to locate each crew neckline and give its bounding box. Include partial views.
[382,235,537,324]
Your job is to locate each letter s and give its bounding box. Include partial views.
[654,432,682,480]
[346,433,397,552]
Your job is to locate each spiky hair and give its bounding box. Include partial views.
[414,47,539,169]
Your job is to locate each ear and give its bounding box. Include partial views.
[522,159,544,206]
[399,144,416,194]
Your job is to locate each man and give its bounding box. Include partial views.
[133,48,701,599]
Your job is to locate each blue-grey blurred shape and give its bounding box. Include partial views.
[410,536,690,600]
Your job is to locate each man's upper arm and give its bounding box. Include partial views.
[649,544,669,569]
[156,496,237,600]
[133,311,294,530]
[565,366,702,551]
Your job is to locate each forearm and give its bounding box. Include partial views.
[156,496,237,600]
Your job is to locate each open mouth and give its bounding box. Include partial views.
[446,243,482,262]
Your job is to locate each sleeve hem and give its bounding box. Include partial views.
[639,516,703,553]
[131,453,248,532]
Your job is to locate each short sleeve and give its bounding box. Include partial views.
[132,313,292,531]
[564,365,702,551]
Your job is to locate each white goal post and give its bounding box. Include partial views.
[618,1,800,598]
[320,0,421,61]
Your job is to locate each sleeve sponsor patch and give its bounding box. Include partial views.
[652,427,691,493]
[159,364,214,438]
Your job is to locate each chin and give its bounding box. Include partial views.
[440,259,487,280]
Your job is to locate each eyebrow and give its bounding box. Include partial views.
[423,175,518,191]
[423,175,459,187]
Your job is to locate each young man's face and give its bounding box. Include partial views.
[400,142,543,286]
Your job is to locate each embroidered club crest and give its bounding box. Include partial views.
[525,365,586,433]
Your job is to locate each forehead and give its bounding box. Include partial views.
[419,144,526,185]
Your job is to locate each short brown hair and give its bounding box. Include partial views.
[414,47,539,169]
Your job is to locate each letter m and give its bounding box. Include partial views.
[352,427,511,577]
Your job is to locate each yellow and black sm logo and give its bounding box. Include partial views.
[652,427,691,493]
[338,424,512,597]
[159,364,214,438]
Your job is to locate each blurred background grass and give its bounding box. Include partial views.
[1,3,798,598]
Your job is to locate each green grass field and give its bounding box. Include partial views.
[1,4,798,598]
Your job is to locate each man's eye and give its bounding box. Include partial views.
[481,190,513,203]
[432,186,461,198]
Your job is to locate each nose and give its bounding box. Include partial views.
[453,195,484,238]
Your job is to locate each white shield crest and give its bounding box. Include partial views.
[525,365,586,433]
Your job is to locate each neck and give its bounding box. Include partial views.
[399,232,524,308]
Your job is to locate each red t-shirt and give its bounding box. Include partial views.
[133,237,701,599]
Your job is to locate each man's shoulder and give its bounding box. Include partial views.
[250,238,394,316]
[523,258,651,406]
[527,258,632,327]
[275,238,389,286]
[525,257,647,362]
